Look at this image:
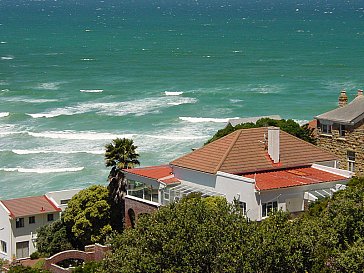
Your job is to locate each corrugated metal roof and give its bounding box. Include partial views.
[1,195,61,218]
[170,127,337,174]
[315,95,364,124]
[244,167,346,191]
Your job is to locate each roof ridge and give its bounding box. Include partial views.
[213,130,242,173]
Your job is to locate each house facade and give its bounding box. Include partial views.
[0,195,61,260]
[315,90,364,176]
[123,127,352,225]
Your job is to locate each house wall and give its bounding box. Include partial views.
[0,204,11,260]
[11,212,60,259]
[46,189,82,211]
[257,180,348,220]
[172,166,216,188]
[317,119,364,176]
[215,172,259,220]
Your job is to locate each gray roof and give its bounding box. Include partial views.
[227,115,281,127]
[315,95,364,125]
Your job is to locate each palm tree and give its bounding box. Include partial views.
[104,138,140,231]
[105,138,140,169]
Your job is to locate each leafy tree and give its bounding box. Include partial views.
[105,138,140,231]
[62,185,112,249]
[206,118,316,144]
[8,265,50,273]
[73,261,102,273]
[36,219,73,257]
[101,195,252,273]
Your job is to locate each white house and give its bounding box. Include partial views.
[0,189,81,261]
[123,127,352,225]
[0,195,61,260]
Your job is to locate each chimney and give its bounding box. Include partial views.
[357,89,363,97]
[268,127,280,163]
[338,89,348,107]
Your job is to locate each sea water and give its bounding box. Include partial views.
[1,0,364,198]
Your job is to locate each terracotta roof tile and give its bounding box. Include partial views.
[244,167,346,191]
[123,165,180,185]
[170,127,337,174]
[1,195,61,218]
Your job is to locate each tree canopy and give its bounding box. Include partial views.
[62,185,113,249]
[101,177,364,273]
[104,138,140,169]
[206,118,316,145]
[36,219,73,257]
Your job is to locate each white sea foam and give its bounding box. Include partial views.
[5,97,58,103]
[0,112,9,117]
[0,131,19,137]
[165,91,183,96]
[28,96,197,118]
[0,167,84,173]
[81,58,95,61]
[229,99,243,103]
[1,56,14,60]
[27,131,135,140]
[179,117,240,123]
[293,119,309,126]
[80,89,104,93]
[37,82,63,90]
[12,149,104,155]
[0,41,7,44]
[145,134,207,140]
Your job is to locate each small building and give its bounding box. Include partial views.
[123,127,352,225]
[315,89,364,176]
[0,195,61,260]
[226,115,281,127]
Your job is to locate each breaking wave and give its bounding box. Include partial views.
[179,117,239,123]
[27,131,135,140]
[12,149,104,155]
[80,89,104,93]
[165,91,183,96]
[28,96,197,118]
[1,56,14,60]
[0,167,84,173]
[0,112,9,117]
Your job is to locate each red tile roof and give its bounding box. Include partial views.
[1,195,61,218]
[244,167,346,191]
[123,165,180,185]
[171,127,337,174]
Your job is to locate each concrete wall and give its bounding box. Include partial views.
[0,203,11,260]
[317,119,364,176]
[172,166,216,188]
[11,212,60,259]
[215,172,259,220]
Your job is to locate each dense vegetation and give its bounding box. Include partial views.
[101,177,364,273]
[206,118,316,144]
[36,185,112,256]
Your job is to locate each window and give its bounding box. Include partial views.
[239,201,247,215]
[47,213,54,222]
[321,124,332,135]
[60,199,70,205]
[262,201,278,218]
[347,151,355,172]
[339,124,346,137]
[0,240,7,253]
[16,218,24,228]
[29,216,35,224]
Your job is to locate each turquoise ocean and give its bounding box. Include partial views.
[1,0,364,198]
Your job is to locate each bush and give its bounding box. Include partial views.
[30,251,40,260]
